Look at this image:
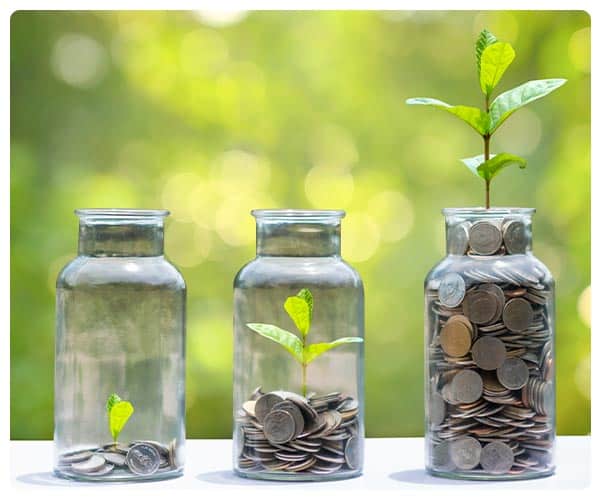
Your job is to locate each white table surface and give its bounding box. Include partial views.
[10,437,590,491]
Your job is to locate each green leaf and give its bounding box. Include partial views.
[284,288,313,336]
[476,29,497,74]
[246,323,304,363]
[303,337,364,365]
[488,79,567,134]
[479,42,515,97]
[109,400,134,442]
[460,153,526,182]
[405,98,488,135]
[106,393,121,413]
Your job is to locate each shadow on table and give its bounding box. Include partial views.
[389,469,473,485]
[16,472,96,487]
[196,470,358,486]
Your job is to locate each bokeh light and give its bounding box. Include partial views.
[51,33,108,88]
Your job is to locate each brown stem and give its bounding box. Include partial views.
[484,94,491,209]
[485,179,490,209]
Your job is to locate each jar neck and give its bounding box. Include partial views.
[254,210,344,257]
[443,208,534,256]
[76,210,168,257]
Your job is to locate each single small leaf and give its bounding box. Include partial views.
[246,323,304,363]
[488,79,567,134]
[106,393,121,413]
[109,400,134,442]
[479,42,515,97]
[476,29,498,74]
[406,98,489,135]
[303,337,364,365]
[284,289,313,336]
[461,153,526,182]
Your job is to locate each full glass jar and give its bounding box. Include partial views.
[425,208,555,480]
[233,209,365,481]
[54,209,186,481]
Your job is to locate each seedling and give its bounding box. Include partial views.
[407,29,566,208]
[247,288,363,397]
[106,393,134,442]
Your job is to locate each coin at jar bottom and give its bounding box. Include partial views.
[263,409,296,444]
[480,441,514,474]
[449,437,481,470]
[431,441,454,472]
[126,443,161,476]
[255,392,285,423]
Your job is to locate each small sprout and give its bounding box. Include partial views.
[407,29,566,208]
[247,288,363,397]
[106,393,134,442]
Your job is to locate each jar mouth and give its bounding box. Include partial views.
[442,207,535,217]
[75,208,170,220]
[252,209,345,222]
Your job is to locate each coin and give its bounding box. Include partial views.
[449,437,481,470]
[480,441,514,474]
[439,273,466,308]
[447,222,470,255]
[471,337,506,370]
[463,289,499,325]
[497,357,529,390]
[126,443,161,476]
[429,392,446,426]
[452,369,483,404]
[344,436,360,470]
[469,220,502,255]
[431,440,454,471]
[58,449,94,465]
[440,319,472,357]
[71,454,107,474]
[101,452,127,467]
[503,219,528,255]
[79,463,115,476]
[255,392,284,423]
[264,409,296,444]
[272,400,305,438]
[503,298,534,332]
[242,400,257,417]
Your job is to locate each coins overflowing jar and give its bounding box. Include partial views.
[425,208,555,480]
[54,209,186,481]
[233,210,365,480]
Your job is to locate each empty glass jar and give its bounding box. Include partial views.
[233,209,365,481]
[54,209,186,481]
[425,208,555,480]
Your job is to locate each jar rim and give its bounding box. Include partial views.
[251,209,346,221]
[75,208,170,219]
[442,207,535,216]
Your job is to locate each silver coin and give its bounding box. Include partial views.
[79,463,115,476]
[263,409,296,444]
[431,440,454,471]
[447,222,470,255]
[451,369,483,404]
[471,336,507,370]
[344,435,361,470]
[71,454,107,474]
[101,452,127,467]
[255,392,284,423]
[439,273,466,308]
[272,401,305,438]
[480,441,514,474]
[429,392,446,426]
[449,437,481,470]
[58,449,94,465]
[503,219,528,254]
[126,443,161,475]
[469,220,502,255]
[503,298,534,332]
[497,357,529,390]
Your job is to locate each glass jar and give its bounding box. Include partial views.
[54,209,186,481]
[233,209,365,481]
[424,208,555,480]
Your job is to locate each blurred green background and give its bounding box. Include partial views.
[10,10,590,439]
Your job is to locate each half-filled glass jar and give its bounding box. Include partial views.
[425,208,555,480]
[54,209,186,481]
[233,209,365,481]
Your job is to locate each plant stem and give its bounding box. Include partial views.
[301,363,307,397]
[484,94,491,209]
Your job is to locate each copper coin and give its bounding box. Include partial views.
[463,289,498,325]
[471,337,506,370]
[497,357,529,390]
[440,320,472,357]
[452,369,483,404]
[503,298,534,332]
[469,220,502,255]
[478,284,505,323]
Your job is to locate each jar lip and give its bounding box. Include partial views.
[75,208,170,219]
[252,209,346,222]
[442,207,536,216]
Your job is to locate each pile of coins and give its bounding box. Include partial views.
[56,439,180,478]
[235,388,361,476]
[426,217,554,477]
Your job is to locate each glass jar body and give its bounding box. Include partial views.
[233,211,365,481]
[424,209,555,480]
[54,211,186,482]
